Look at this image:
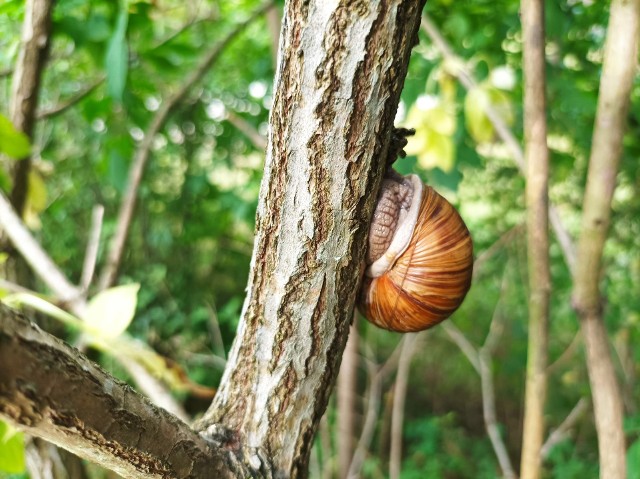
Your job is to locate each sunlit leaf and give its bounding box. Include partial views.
[628,438,640,479]
[23,170,48,229]
[464,85,514,144]
[416,128,455,172]
[0,114,31,159]
[86,284,140,338]
[0,420,25,473]
[2,293,85,330]
[105,6,129,102]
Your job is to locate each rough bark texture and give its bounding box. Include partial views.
[572,0,640,477]
[519,1,550,478]
[0,306,239,479]
[195,1,427,477]
[7,0,54,214]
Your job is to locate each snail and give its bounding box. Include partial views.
[357,129,473,333]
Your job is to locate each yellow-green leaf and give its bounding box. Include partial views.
[0,114,30,159]
[416,129,455,172]
[0,420,25,473]
[464,85,514,144]
[85,284,140,338]
[27,170,47,212]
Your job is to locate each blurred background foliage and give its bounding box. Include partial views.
[0,0,639,477]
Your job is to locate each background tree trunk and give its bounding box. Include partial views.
[519,0,550,478]
[195,1,427,477]
[572,0,640,477]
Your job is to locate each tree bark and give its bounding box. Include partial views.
[0,306,239,479]
[572,0,640,477]
[195,1,426,477]
[6,0,54,215]
[519,0,550,478]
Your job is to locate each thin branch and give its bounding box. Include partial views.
[36,77,105,120]
[226,111,268,150]
[421,14,577,275]
[478,350,518,479]
[546,331,581,375]
[541,398,589,460]
[0,190,83,307]
[97,0,275,291]
[441,322,480,373]
[347,357,384,479]
[389,333,420,479]
[80,205,104,292]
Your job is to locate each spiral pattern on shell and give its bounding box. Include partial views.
[359,183,473,332]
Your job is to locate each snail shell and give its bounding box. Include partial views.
[358,173,473,332]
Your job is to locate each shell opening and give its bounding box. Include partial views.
[366,174,423,278]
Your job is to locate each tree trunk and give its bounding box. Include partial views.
[519,0,550,478]
[195,1,426,477]
[572,0,640,477]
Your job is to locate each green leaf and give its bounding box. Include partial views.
[86,284,140,338]
[0,114,31,159]
[464,87,494,143]
[628,438,640,479]
[105,5,129,102]
[0,420,25,473]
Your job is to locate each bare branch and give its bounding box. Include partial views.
[226,111,268,150]
[347,358,383,479]
[97,1,275,291]
[541,398,589,460]
[421,14,577,275]
[80,205,104,292]
[389,333,420,479]
[36,77,105,120]
[0,307,239,479]
[0,190,83,308]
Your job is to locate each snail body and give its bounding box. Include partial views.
[358,172,473,333]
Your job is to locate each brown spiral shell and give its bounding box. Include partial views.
[358,178,473,332]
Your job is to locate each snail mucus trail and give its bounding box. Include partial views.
[357,128,474,333]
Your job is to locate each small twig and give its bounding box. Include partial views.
[541,398,589,459]
[0,191,83,308]
[97,0,275,291]
[347,358,383,479]
[478,350,518,479]
[478,266,517,479]
[226,111,268,150]
[442,322,480,373]
[206,302,226,358]
[80,205,104,293]
[36,77,105,120]
[546,331,581,374]
[389,333,421,479]
[472,225,523,280]
[421,14,577,275]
